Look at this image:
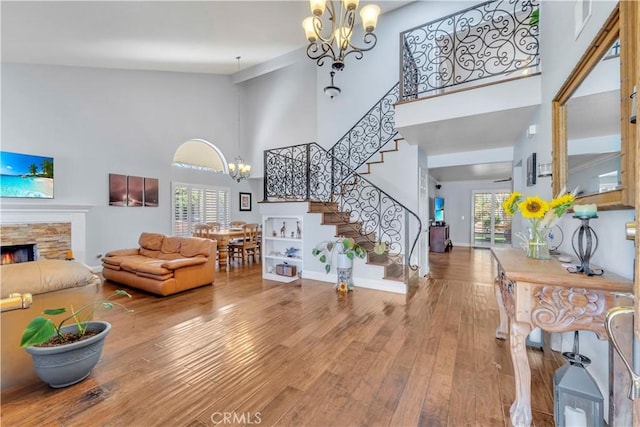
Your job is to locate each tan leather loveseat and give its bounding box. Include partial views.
[102,232,216,296]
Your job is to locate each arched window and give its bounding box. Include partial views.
[171,139,230,235]
[172,139,228,173]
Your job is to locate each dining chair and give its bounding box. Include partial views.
[206,222,221,231]
[193,223,213,238]
[229,223,259,264]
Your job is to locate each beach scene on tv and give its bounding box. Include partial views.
[0,151,54,198]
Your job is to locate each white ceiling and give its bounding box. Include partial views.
[429,161,513,183]
[4,1,613,185]
[1,1,410,75]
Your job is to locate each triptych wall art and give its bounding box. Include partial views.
[109,173,158,207]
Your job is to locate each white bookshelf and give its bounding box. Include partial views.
[262,215,303,283]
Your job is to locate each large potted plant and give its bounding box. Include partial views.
[20,289,133,388]
[312,237,386,293]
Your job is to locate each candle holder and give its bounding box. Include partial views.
[553,331,604,427]
[567,215,603,276]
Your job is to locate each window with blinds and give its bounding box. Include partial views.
[172,182,230,237]
[472,191,512,246]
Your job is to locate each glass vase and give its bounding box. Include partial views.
[526,236,551,260]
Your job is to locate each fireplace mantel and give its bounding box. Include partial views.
[0,203,94,264]
[0,203,94,213]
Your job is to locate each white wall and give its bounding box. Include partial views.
[362,140,418,211]
[1,63,260,267]
[240,58,318,179]
[418,147,430,275]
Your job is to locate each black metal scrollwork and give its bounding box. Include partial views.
[263,84,421,273]
[400,0,539,101]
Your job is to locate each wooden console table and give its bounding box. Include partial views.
[491,247,633,427]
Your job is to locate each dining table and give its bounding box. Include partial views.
[193,228,256,268]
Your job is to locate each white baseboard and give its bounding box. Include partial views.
[452,242,471,247]
[302,270,406,294]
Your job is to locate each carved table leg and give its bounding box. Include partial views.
[217,237,230,269]
[494,276,508,340]
[510,320,532,427]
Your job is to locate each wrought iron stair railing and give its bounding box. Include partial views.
[264,142,422,274]
[264,81,420,274]
[400,0,540,101]
[331,83,400,171]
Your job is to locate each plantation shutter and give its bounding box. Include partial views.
[172,182,230,237]
[473,193,493,245]
[472,191,513,246]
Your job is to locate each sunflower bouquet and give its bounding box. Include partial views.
[501,191,575,258]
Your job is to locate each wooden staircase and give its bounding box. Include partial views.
[358,138,403,176]
[308,201,406,282]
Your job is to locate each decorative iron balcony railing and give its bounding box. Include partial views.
[264,142,421,271]
[400,0,539,101]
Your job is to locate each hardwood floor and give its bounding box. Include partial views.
[1,248,564,426]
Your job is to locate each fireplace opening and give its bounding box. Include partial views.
[1,244,37,265]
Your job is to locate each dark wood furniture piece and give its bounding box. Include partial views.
[429,224,451,253]
[491,247,633,427]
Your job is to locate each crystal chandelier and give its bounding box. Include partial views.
[302,0,381,71]
[228,156,251,183]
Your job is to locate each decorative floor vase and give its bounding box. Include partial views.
[336,253,354,292]
[526,237,551,260]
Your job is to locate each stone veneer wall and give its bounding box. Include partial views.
[1,223,71,260]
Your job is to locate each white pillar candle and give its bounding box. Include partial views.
[573,204,598,217]
[564,406,587,427]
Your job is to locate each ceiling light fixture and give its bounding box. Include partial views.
[302,0,381,71]
[324,71,341,99]
[229,56,251,183]
[228,155,251,183]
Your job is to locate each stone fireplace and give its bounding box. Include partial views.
[0,204,91,264]
[0,223,70,261]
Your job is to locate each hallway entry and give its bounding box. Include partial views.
[472,190,512,247]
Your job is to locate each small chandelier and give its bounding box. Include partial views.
[228,156,251,183]
[302,0,381,71]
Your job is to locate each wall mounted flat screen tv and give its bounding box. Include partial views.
[434,197,445,222]
[0,151,54,198]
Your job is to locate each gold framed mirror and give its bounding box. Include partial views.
[552,2,638,209]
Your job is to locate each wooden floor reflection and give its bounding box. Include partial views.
[1,247,563,426]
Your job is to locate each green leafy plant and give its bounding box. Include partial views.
[530,8,539,26]
[312,237,383,273]
[20,289,133,347]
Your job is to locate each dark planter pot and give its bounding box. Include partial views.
[24,321,111,388]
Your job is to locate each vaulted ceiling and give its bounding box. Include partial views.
[1,1,410,75]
